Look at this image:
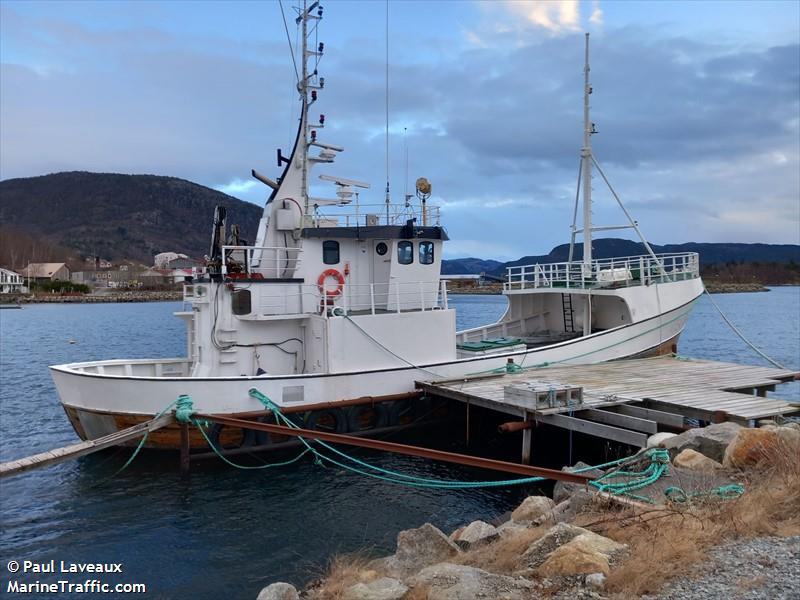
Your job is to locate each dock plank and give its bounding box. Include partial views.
[418,356,799,431]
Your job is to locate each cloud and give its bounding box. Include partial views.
[590,1,603,26]
[1,3,798,259]
[498,1,580,34]
[215,178,259,197]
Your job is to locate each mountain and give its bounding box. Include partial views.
[445,239,800,277]
[0,172,263,264]
[440,257,504,275]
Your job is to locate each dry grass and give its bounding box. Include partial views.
[305,435,799,599]
[454,524,547,574]
[597,435,800,598]
[309,553,379,600]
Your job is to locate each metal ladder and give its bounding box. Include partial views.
[561,293,575,333]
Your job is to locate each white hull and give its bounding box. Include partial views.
[51,286,701,421]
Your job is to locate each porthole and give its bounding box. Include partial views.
[376,242,388,256]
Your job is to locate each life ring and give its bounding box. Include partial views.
[317,269,345,297]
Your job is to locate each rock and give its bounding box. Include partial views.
[538,545,610,577]
[342,577,408,600]
[511,495,556,523]
[531,499,571,526]
[521,522,590,568]
[497,520,528,537]
[409,563,535,600]
[723,426,800,469]
[256,582,299,600]
[453,520,499,548]
[662,422,742,463]
[647,432,678,448]
[553,462,603,503]
[673,448,723,472]
[585,572,607,590]
[381,523,460,577]
[568,531,627,557]
[537,531,626,577]
[784,421,800,432]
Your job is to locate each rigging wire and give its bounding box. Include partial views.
[279,0,300,83]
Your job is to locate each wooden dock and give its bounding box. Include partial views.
[417,356,799,452]
[0,414,174,479]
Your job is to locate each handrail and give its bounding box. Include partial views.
[302,203,442,227]
[225,279,448,318]
[505,252,699,292]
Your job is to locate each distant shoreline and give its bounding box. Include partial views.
[2,291,182,304]
[2,282,794,305]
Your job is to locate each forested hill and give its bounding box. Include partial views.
[0,171,262,263]
[443,239,800,276]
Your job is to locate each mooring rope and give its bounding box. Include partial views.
[703,287,785,369]
[107,392,744,504]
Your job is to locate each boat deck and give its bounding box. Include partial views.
[417,356,799,449]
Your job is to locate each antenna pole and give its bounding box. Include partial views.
[300,0,310,213]
[581,33,593,337]
[581,32,593,269]
[384,0,390,225]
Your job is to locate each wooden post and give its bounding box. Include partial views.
[521,410,532,465]
[180,422,190,475]
[465,399,470,446]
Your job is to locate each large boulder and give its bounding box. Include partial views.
[342,577,408,600]
[723,426,800,468]
[256,583,299,600]
[409,563,535,600]
[380,523,460,577]
[453,520,499,548]
[510,495,556,523]
[520,522,589,568]
[673,448,723,472]
[537,531,627,577]
[647,432,678,448]
[662,422,742,463]
[553,461,603,503]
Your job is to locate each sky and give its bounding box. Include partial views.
[1,0,798,260]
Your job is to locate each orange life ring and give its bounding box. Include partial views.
[318,269,345,297]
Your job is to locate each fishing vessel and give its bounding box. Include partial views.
[51,4,703,449]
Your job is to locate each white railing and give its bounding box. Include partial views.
[241,279,449,318]
[505,252,700,292]
[302,203,441,228]
[222,245,303,279]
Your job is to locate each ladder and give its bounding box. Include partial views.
[561,294,575,333]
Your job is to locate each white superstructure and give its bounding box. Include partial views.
[50,9,703,449]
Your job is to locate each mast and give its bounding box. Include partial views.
[581,32,593,269]
[581,33,594,337]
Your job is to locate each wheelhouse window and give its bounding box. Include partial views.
[323,240,340,265]
[419,241,434,265]
[397,241,413,265]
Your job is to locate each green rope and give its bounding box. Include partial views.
[108,390,744,505]
[664,483,745,503]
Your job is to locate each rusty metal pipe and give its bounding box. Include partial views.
[197,413,592,484]
[498,421,533,433]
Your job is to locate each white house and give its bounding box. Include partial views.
[0,268,28,294]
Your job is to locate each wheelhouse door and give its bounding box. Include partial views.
[371,240,391,311]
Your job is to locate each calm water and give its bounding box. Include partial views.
[1,289,798,598]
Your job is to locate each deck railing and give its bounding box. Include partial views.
[228,279,449,318]
[302,203,441,228]
[222,245,303,278]
[505,252,700,292]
